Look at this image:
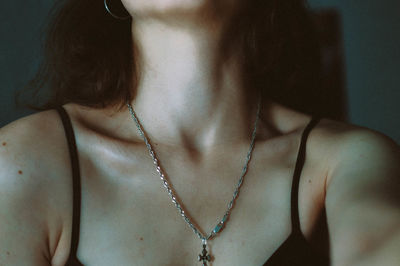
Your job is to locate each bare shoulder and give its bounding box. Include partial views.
[296,115,399,204]
[316,117,400,204]
[0,108,70,177]
[0,109,74,265]
[311,117,399,184]
[309,118,400,264]
[264,102,397,187]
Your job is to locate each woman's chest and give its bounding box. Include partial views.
[64,144,326,266]
[77,177,292,265]
[43,104,337,265]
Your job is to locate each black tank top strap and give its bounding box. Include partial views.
[55,106,82,264]
[290,115,322,233]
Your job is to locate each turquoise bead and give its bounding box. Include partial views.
[213,223,223,234]
[213,215,228,234]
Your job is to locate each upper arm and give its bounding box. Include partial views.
[0,111,70,265]
[325,129,400,266]
[0,155,51,265]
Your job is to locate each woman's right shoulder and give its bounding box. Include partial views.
[0,108,75,265]
[0,108,71,173]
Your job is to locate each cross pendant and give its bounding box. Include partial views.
[198,244,212,266]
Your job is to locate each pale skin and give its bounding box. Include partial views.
[0,0,399,265]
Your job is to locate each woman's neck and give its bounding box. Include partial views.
[129,15,261,154]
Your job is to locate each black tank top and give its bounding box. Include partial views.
[56,106,330,266]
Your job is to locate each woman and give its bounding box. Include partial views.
[0,0,399,265]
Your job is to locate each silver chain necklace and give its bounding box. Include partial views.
[127,99,261,265]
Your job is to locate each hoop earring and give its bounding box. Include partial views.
[104,0,131,20]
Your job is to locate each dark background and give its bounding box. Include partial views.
[1,0,399,143]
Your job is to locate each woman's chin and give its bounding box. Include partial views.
[122,0,207,17]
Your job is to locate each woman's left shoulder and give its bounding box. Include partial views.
[309,120,400,265]
[311,117,399,173]
[308,117,399,184]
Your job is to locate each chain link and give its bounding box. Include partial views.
[127,99,261,241]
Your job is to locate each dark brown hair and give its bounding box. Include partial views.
[22,0,321,113]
